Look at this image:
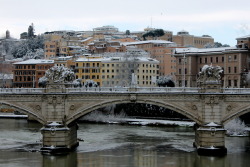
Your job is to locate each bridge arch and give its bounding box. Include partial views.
[0,101,46,124]
[66,99,201,125]
[222,105,250,125]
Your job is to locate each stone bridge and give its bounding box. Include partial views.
[1,83,250,155]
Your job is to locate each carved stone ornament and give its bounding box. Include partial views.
[192,105,197,110]
[70,105,75,110]
[205,96,219,105]
[130,95,136,102]
[226,105,232,111]
[36,105,41,111]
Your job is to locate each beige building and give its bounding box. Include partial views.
[101,56,159,87]
[75,56,102,86]
[74,54,159,87]
[173,30,214,48]
[122,40,177,76]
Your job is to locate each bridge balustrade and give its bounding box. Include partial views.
[223,88,250,94]
[2,87,250,94]
[0,88,45,94]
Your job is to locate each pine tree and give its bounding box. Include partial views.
[27,23,35,38]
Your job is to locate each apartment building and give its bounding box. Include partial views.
[172,30,214,48]
[174,46,250,88]
[74,54,159,87]
[13,59,54,88]
[93,25,119,34]
[101,56,159,87]
[236,35,250,49]
[75,56,102,86]
[44,32,93,58]
[44,41,58,59]
[88,41,126,54]
[122,40,177,76]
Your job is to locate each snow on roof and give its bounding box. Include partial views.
[121,40,174,46]
[76,56,159,63]
[13,59,54,65]
[204,122,221,127]
[80,37,93,42]
[48,122,62,126]
[76,57,104,62]
[175,46,242,55]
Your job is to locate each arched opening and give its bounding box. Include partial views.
[0,101,45,124]
[79,103,191,123]
[66,100,201,126]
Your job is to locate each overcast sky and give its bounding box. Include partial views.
[1,0,250,46]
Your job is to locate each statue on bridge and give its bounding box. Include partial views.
[197,65,223,92]
[39,65,75,92]
[39,65,75,88]
[198,65,223,83]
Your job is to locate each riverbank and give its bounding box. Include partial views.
[0,112,28,119]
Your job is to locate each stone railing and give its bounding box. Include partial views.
[66,87,200,93]
[1,87,250,94]
[0,88,45,94]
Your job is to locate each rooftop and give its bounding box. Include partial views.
[13,59,54,65]
[121,40,174,46]
[175,46,248,55]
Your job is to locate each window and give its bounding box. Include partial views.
[210,57,213,63]
[228,80,231,87]
[234,80,237,87]
[179,69,182,74]
[234,67,237,73]
[205,58,207,63]
[228,67,231,73]
[222,57,224,62]
[234,55,237,60]
[200,58,202,63]
[179,58,182,64]
[216,57,218,63]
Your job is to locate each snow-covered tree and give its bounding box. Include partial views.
[204,42,230,48]
[84,79,98,87]
[28,23,35,39]
[38,65,75,86]
[11,35,44,58]
[73,79,82,87]
[142,29,165,40]
[224,118,247,136]
[156,75,175,87]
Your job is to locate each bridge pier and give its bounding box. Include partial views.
[40,122,79,154]
[194,122,227,156]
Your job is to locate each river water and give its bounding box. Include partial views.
[0,118,250,167]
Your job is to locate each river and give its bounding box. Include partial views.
[0,118,250,167]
